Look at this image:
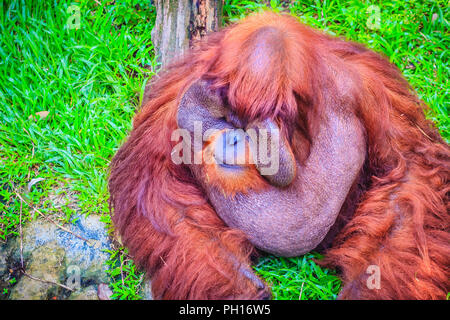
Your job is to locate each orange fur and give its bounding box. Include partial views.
[109,12,450,299]
[200,130,268,196]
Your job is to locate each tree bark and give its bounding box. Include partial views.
[151,0,223,68]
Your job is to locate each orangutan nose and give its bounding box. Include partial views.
[213,129,249,168]
[247,119,297,188]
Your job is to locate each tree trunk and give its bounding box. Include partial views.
[151,0,223,68]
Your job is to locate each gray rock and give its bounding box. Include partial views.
[0,245,7,278]
[9,242,65,300]
[10,214,111,283]
[7,214,113,299]
[60,214,112,283]
[68,285,98,300]
[140,280,153,300]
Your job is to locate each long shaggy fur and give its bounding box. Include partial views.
[109,12,450,299]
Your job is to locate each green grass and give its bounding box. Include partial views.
[0,0,448,300]
[0,0,156,299]
[254,253,341,300]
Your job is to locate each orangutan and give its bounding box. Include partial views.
[109,12,449,299]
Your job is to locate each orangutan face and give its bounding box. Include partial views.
[175,80,366,256]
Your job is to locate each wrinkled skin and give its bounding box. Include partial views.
[177,80,366,256]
